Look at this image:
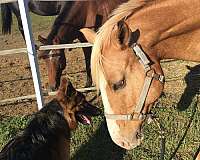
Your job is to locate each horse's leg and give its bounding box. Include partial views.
[16,17,25,39]
[9,3,25,39]
[78,35,92,87]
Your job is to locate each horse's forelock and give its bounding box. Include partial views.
[91,0,151,92]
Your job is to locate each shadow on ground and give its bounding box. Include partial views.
[169,98,198,159]
[72,119,126,160]
[177,65,200,111]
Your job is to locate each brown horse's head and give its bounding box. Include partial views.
[38,35,66,91]
[80,20,164,149]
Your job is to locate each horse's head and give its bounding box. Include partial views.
[38,35,66,91]
[80,20,164,149]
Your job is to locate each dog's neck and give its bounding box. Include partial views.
[45,99,70,160]
[41,99,64,117]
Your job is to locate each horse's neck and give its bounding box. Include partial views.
[154,29,200,62]
[128,0,200,61]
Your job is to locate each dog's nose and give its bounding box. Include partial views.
[95,107,102,115]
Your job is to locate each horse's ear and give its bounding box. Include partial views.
[117,20,130,48]
[117,20,140,48]
[129,29,140,46]
[80,28,96,44]
[38,35,48,44]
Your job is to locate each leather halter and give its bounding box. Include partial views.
[104,43,165,121]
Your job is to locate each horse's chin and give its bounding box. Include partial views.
[113,136,142,150]
[110,133,144,150]
[105,118,144,150]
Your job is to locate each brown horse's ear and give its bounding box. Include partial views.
[80,28,96,44]
[38,35,48,44]
[117,20,140,49]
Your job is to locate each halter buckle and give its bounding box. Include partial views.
[146,69,165,83]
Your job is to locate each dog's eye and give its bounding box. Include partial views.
[112,79,126,91]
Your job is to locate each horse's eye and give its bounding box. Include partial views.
[112,79,126,91]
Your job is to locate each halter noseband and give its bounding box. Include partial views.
[104,43,165,121]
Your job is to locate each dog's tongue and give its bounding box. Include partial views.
[81,115,91,125]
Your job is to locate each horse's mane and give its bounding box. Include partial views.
[91,0,152,91]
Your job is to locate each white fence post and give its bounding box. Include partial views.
[18,0,44,109]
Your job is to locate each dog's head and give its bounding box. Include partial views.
[56,78,101,129]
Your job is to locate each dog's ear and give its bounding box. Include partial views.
[57,78,67,95]
[57,78,76,99]
[65,80,77,98]
[57,78,68,101]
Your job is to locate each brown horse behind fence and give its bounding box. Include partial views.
[37,0,127,90]
[1,0,127,91]
[81,0,200,149]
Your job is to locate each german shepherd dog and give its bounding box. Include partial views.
[0,78,101,160]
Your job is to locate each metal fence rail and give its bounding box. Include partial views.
[0,43,93,56]
[0,87,96,106]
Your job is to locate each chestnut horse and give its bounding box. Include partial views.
[81,0,200,149]
[37,0,127,90]
[1,0,127,90]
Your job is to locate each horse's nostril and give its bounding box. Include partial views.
[49,86,56,92]
[136,131,143,139]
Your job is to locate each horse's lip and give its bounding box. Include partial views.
[136,130,144,140]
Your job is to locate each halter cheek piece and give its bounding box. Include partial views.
[105,43,165,121]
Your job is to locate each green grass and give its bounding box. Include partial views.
[0,96,199,160]
[0,115,30,149]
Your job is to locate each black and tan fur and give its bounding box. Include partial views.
[0,78,101,160]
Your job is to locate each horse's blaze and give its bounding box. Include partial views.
[46,56,58,91]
